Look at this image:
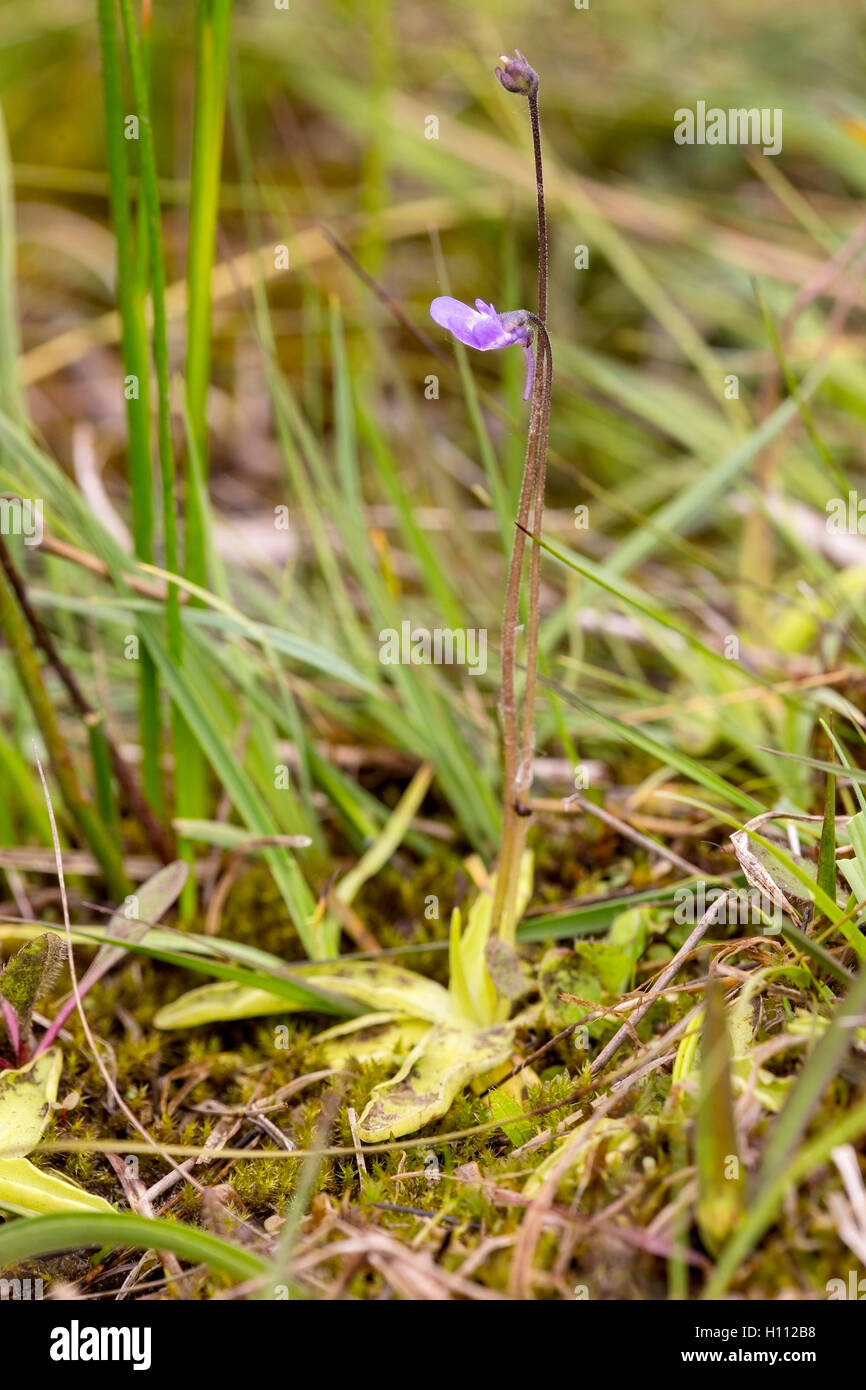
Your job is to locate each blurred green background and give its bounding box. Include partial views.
[3,0,866,872]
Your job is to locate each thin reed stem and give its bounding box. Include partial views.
[116,0,182,661]
[176,0,234,905]
[97,0,163,813]
[117,0,189,887]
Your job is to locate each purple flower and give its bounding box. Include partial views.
[430,296,536,400]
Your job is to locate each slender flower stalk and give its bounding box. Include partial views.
[491,315,551,946]
[495,51,547,329]
[428,50,552,948]
[490,50,551,943]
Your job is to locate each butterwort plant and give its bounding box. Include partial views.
[153,52,555,1143]
[431,49,553,951]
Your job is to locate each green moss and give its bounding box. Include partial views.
[4,851,862,1302]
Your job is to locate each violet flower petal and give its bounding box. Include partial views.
[430,296,512,350]
[429,296,488,347]
[470,315,517,351]
[430,296,524,352]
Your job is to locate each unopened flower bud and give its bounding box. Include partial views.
[494,49,539,98]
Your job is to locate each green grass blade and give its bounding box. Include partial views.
[695,980,744,1254]
[703,1095,866,1299]
[756,961,866,1195]
[181,0,234,847]
[0,103,24,427]
[0,1212,267,1284]
[138,613,333,957]
[97,0,162,812]
[818,766,837,906]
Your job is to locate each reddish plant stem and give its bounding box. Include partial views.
[528,90,548,329]
[492,322,552,941]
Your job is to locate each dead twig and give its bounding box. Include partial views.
[589,890,736,1077]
